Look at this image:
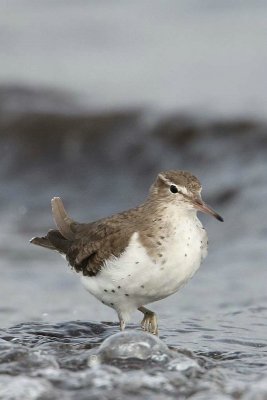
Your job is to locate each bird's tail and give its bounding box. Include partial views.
[30,235,55,250]
[30,230,71,254]
[30,197,76,253]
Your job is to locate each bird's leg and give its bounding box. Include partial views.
[119,318,126,331]
[138,306,158,335]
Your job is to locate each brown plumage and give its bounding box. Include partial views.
[31,197,145,276]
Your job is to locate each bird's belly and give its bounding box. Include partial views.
[81,228,208,313]
[157,222,208,297]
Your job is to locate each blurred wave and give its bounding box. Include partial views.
[1,1,267,117]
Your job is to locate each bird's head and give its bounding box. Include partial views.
[149,170,223,222]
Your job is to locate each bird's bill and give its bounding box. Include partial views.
[193,198,224,222]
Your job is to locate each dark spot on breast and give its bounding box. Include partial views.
[160,236,165,240]
[158,253,163,257]
[117,286,121,289]
[110,303,114,306]
[135,261,139,264]
[157,241,161,246]
[111,290,115,293]
[102,301,105,304]
[125,293,129,297]
[141,285,145,289]
[185,254,187,257]
[128,274,131,277]
[104,289,108,292]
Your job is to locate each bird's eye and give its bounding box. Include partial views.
[170,185,178,194]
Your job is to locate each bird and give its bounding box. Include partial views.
[30,170,223,335]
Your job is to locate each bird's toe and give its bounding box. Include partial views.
[140,312,158,335]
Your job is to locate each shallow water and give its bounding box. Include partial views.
[0,314,266,399]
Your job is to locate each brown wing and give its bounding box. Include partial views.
[51,197,141,277]
[66,230,132,277]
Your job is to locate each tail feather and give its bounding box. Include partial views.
[30,236,56,250]
[30,197,76,254]
[47,230,71,253]
[51,197,75,240]
[31,230,71,254]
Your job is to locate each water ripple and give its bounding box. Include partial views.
[0,320,266,399]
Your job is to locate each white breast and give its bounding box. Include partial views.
[80,209,208,321]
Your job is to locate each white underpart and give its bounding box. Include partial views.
[81,206,208,323]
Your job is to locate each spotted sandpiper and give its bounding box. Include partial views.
[31,170,223,335]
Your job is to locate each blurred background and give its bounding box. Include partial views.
[0,0,267,328]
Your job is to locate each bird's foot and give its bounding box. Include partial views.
[139,307,158,335]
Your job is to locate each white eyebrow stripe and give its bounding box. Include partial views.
[175,185,189,195]
[158,174,190,195]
